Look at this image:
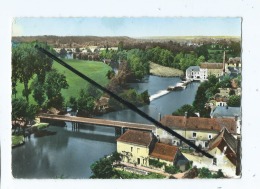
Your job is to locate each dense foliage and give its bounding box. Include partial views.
[172,104,197,117]
[90,152,121,179]
[198,167,224,178]
[149,159,166,168]
[165,165,180,174]
[227,95,241,107]
[12,42,53,101]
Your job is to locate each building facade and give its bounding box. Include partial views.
[157,115,237,149]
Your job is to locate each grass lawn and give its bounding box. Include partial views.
[13,59,112,103]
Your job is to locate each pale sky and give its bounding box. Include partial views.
[12,17,241,37]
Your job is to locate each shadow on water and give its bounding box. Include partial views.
[34,130,57,137]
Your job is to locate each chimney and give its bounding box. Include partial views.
[236,136,241,176]
[223,50,226,73]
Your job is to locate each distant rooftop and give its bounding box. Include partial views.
[186,66,200,72]
[210,106,241,119]
[200,63,223,69]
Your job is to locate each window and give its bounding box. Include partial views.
[213,158,217,165]
[192,132,197,138]
[131,147,133,152]
[208,134,212,139]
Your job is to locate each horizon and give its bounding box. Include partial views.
[12,35,241,38]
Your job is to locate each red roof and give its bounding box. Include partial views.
[150,143,179,162]
[160,115,237,134]
[117,130,154,147]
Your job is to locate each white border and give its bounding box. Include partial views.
[1,0,260,189]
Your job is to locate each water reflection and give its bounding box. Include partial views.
[12,125,117,178]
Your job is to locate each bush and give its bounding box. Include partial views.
[198,167,224,178]
[165,165,180,174]
[149,159,166,168]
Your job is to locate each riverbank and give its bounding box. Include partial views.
[149,62,184,77]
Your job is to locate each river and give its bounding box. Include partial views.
[12,75,200,178]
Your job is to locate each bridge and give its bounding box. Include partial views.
[38,113,156,136]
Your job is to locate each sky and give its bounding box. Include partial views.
[12,17,241,37]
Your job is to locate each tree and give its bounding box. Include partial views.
[77,89,95,116]
[106,70,115,79]
[59,48,67,58]
[217,75,231,88]
[118,41,124,51]
[68,96,78,112]
[227,95,241,107]
[198,167,212,178]
[12,98,38,133]
[45,69,69,109]
[90,157,116,179]
[172,104,196,117]
[195,44,209,61]
[32,76,46,106]
[12,42,53,101]
[87,84,102,99]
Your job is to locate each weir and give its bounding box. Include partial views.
[149,90,170,101]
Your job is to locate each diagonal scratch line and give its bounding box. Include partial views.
[35,45,214,159]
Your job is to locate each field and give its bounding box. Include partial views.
[149,62,184,77]
[13,59,112,103]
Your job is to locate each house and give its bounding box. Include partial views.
[210,106,241,135]
[117,130,157,166]
[208,128,238,167]
[200,63,224,78]
[95,96,110,112]
[186,66,207,81]
[227,57,241,68]
[182,128,240,177]
[157,115,237,149]
[149,142,189,171]
[116,130,189,170]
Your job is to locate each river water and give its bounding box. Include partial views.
[12,75,200,178]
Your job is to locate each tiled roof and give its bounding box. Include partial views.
[208,128,237,165]
[200,63,223,69]
[160,115,237,134]
[150,142,179,162]
[117,130,154,147]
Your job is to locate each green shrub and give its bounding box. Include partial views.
[165,165,180,174]
[149,159,166,168]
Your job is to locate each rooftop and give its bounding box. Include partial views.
[160,115,237,134]
[150,142,179,162]
[210,106,241,119]
[200,63,223,69]
[208,128,237,165]
[186,66,200,72]
[117,130,154,147]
